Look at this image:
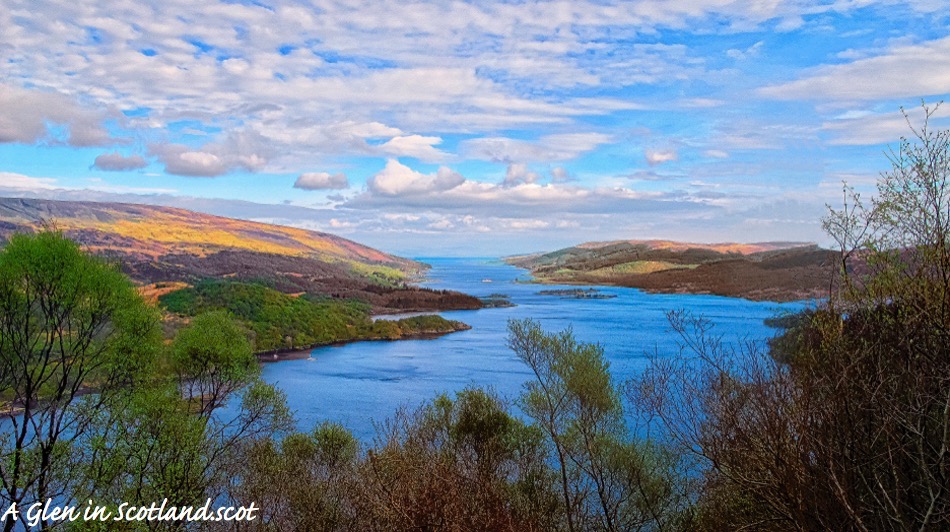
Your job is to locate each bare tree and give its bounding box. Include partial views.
[632,104,950,530]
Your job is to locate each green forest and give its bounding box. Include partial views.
[1,110,949,530]
[159,279,469,353]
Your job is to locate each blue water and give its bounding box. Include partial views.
[261,258,809,440]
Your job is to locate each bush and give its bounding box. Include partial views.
[633,104,950,530]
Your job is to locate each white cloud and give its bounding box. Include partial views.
[680,98,724,109]
[502,218,550,230]
[503,163,542,186]
[0,0,743,178]
[378,135,449,162]
[821,104,950,145]
[461,132,613,163]
[0,172,174,196]
[627,169,680,181]
[709,119,818,151]
[0,84,113,146]
[703,149,729,159]
[726,41,764,61]
[0,172,59,191]
[0,0,942,253]
[367,159,465,196]
[256,120,403,161]
[645,148,677,166]
[428,218,454,230]
[161,150,228,177]
[351,162,695,223]
[294,172,349,190]
[551,167,572,182]
[760,36,950,101]
[151,130,272,177]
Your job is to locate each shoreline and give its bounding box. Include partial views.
[504,246,834,304]
[515,274,822,303]
[255,325,472,363]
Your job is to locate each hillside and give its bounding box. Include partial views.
[0,197,481,312]
[159,279,471,357]
[507,239,837,302]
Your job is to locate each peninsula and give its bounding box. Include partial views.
[507,239,836,302]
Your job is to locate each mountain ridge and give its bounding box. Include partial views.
[506,239,836,302]
[0,197,481,312]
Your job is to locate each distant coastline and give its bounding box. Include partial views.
[507,240,835,303]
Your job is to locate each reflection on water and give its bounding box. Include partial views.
[259,258,809,440]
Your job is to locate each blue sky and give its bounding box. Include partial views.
[1,0,949,256]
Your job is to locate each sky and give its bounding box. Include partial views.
[1,0,949,256]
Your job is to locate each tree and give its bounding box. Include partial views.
[508,319,683,531]
[171,310,258,415]
[825,102,950,315]
[633,104,950,530]
[233,388,559,531]
[360,387,558,531]
[75,314,291,525]
[0,230,161,531]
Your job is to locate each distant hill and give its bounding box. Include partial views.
[507,239,837,302]
[0,198,480,312]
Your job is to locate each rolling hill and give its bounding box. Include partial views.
[0,197,481,312]
[507,239,838,302]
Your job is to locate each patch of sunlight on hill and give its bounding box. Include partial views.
[23,202,411,271]
[350,262,408,285]
[138,282,191,305]
[105,218,312,257]
[233,222,349,257]
[590,260,695,276]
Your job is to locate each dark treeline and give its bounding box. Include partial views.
[2,107,950,530]
[140,249,483,313]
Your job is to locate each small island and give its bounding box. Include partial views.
[538,288,617,299]
[480,293,517,308]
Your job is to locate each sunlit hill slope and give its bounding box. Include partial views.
[0,198,480,312]
[508,239,837,302]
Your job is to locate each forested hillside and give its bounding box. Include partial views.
[0,197,481,312]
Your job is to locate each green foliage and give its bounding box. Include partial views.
[508,319,684,531]
[160,280,367,351]
[74,379,291,527]
[75,385,209,508]
[358,314,468,340]
[386,387,561,530]
[172,310,255,376]
[236,421,361,531]
[348,261,408,287]
[0,230,163,522]
[160,280,467,352]
[0,231,162,391]
[0,231,292,532]
[171,310,259,414]
[392,313,465,332]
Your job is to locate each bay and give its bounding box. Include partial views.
[261,258,810,440]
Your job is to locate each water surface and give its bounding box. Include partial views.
[262,258,809,439]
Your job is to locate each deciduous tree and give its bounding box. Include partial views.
[0,231,161,531]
